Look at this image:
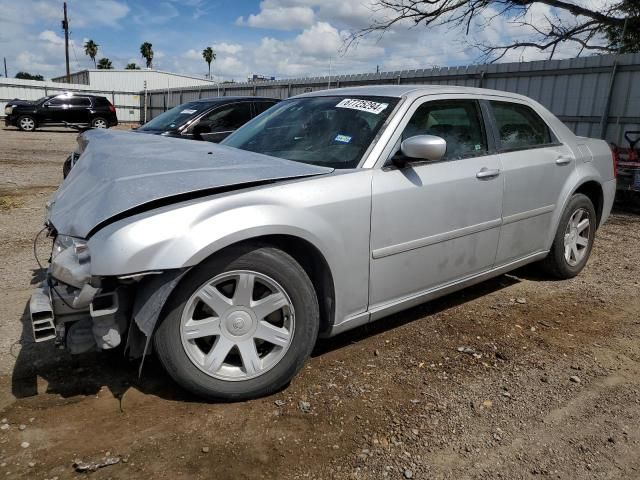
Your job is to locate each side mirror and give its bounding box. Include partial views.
[394,135,446,168]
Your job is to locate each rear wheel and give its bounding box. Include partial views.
[154,245,319,401]
[17,115,36,132]
[541,193,596,279]
[91,117,108,128]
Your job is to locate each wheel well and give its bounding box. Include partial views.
[219,235,336,335]
[574,181,604,227]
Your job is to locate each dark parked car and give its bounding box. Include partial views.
[136,96,280,142]
[63,96,279,178]
[5,93,118,132]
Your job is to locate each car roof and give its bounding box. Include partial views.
[293,84,533,103]
[189,96,279,104]
[50,93,106,99]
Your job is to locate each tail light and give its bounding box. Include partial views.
[109,105,116,113]
[611,146,618,179]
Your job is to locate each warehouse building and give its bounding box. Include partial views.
[51,69,216,92]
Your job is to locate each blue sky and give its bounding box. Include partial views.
[0,0,602,82]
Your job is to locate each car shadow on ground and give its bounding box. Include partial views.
[10,270,526,405]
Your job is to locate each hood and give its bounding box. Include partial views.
[8,99,37,107]
[48,129,333,238]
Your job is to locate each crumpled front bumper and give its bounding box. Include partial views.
[28,274,131,354]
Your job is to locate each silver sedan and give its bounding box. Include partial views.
[33,85,616,400]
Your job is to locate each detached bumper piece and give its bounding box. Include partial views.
[29,287,56,342]
[28,281,132,353]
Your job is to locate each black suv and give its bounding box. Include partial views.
[136,96,279,142]
[5,93,118,132]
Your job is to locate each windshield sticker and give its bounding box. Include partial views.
[336,98,388,115]
[334,134,352,143]
[180,109,197,114]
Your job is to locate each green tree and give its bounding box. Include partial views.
[15,72,44,81]
[84,39,99,68]
[96,58,113,69]
[202,46,216,79]
[606,0,640,53]
[125,63,141,70]
[140,42,154,69]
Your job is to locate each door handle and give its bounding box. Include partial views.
[476,168,501,179]
[555,155,573,165]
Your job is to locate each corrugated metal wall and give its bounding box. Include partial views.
[0,77,141,122]
[144,53,640,145]
[51,70,217,92]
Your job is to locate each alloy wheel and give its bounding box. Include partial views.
[19,117,35,131]
[563,207,590,266]
[180,270,295,381]
[93,119,107,128]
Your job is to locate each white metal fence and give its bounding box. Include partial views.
[144,53,640,146]
[0,77,141,123]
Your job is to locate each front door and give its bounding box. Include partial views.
[195,102,252,142]
[369,98,503,311]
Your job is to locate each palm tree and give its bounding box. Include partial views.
[125,63,141,70]
[140,42,154,69]
[96,58,113,69]
[84,39,99,68]
[202,46,216,79]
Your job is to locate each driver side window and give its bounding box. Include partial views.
[202,103,251,132]
[402,100,488,160]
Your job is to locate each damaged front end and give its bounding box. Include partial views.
[30,230,186,358]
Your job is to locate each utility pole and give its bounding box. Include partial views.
[62,2,70,82]
[3,57,7,78]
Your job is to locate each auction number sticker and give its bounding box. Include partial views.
[336,98,388,114]
[180,109,197,114]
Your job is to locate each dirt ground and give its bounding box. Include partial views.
[0,126,639,480]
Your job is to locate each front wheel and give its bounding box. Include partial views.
[154,245,319,401]
[541,193,596,279]
[17,115,36,132]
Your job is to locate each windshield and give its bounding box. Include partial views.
[139,102,212,131]
[221,96,398,169]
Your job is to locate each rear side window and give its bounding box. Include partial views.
[93,97,111,107]
[490,101,552,150]
[68,97,91,106]
[254,101,278,116]
[402,100,488,160]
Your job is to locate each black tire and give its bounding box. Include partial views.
[91,117,108,128]
[541,193,596,279]
[154,244,319,401]
[62,155,73,179]
[17,115,36,132]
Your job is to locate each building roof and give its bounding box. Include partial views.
[52,69,216,83]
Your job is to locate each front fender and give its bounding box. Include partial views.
[88,171,373,325]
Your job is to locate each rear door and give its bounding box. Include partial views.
[487,100,575,264]
[67,96,92,124]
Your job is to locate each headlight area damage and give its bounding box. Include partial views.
[29,128,333,359]
[31,232,188,357]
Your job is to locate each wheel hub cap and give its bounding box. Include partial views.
[563,208,590,266]
[180,270,295,381]
[223,309,255,338]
